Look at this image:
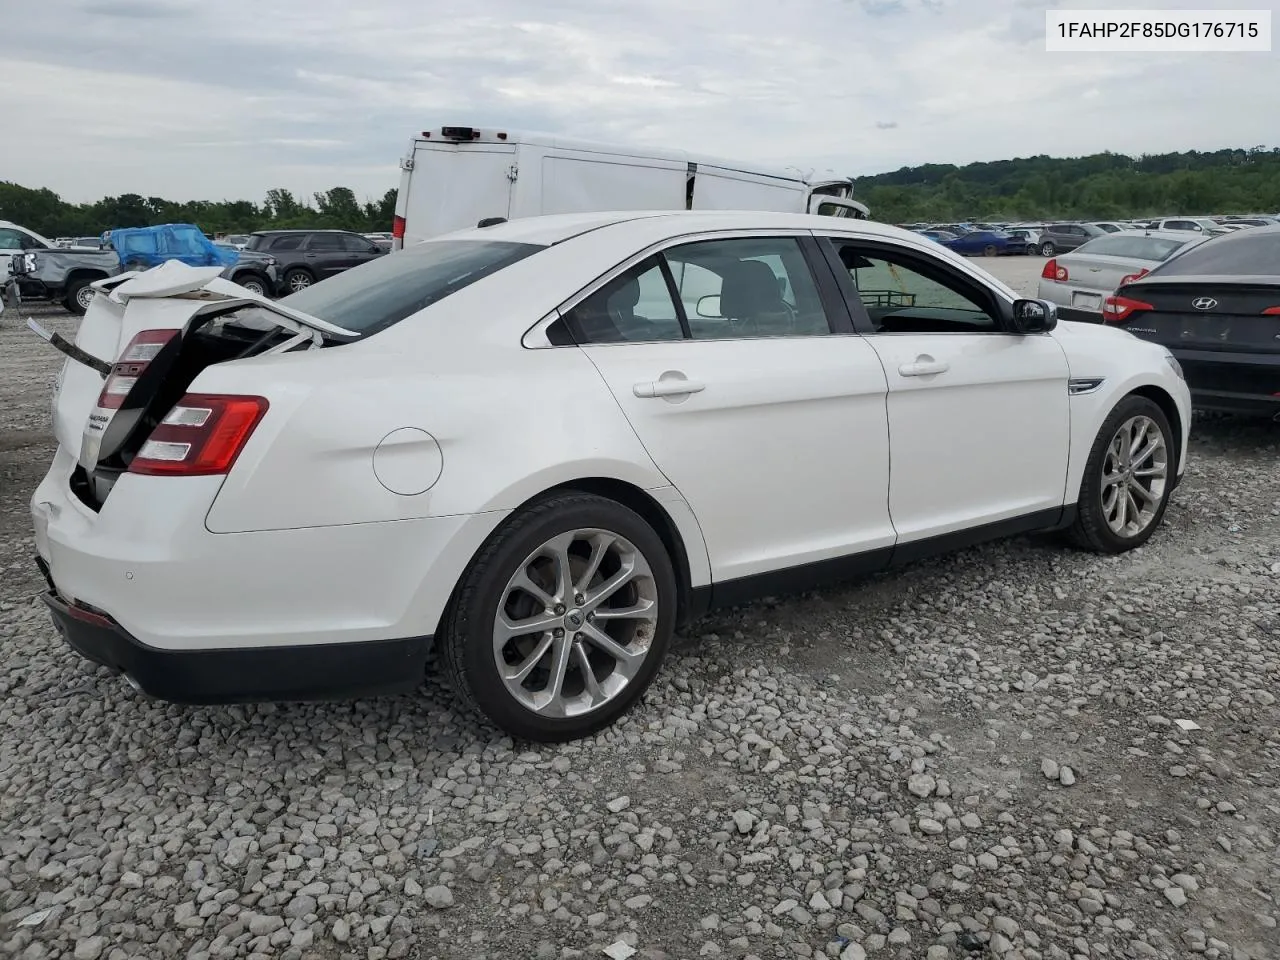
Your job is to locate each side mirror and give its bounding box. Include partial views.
[696,294,722,318]
[1011,298,1058,334]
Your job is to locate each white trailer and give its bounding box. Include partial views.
[392,125,869,249]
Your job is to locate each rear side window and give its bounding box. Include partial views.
[307,233,344,251]
[268,235,305,251]
[1150,228,1280,276]
[278,240,543,336]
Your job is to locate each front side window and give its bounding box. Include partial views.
[0,229,25,250]
[828,240,1001,334]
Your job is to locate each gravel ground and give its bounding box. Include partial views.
[1,268,1278,960]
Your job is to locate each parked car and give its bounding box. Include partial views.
[109,224,239,272]
[915,229,959,245]
[220,234,252,249]
[1003,227,1043,255]
[1091,222,1131,234]
[213,243,279,297]
[1103,225,1280,417]
[1223,217,1280,227]
[1039,223,1108,256]
[0,219,119,313]
[244,229,387,293]
[32,211,1190,741]
[1037,230,1206,323]
[1150,217,1231,238]
[937,229,1023,257]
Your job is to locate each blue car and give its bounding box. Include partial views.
[937,228,1021,257]
[108,223,239,271]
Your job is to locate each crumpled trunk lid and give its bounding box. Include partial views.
[45,261,356,502]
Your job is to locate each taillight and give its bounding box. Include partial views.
[392,215,406,240]
[1263,306,1280,315]
[1120,268,1150,284]
[129,394,268,476]
[1041,258,1067,281]
[1101,295,1153,324]
[97,329,178,410]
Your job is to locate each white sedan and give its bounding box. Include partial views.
[32,211,1191,741]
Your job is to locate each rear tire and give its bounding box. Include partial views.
[1068,396,1174,554]
[284,269,313,294]
[236,273,269,297]
[64,278,95,315]
[1039,241,1055,256]
[440,492,677,742]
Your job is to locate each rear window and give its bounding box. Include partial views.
[1150,227,1280,277]
[278,240,544,336]
[1075,235,1192,261]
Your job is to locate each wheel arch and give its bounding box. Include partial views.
[64,267,111,288]
[1127,383,1184,476]
[436,476,708,638]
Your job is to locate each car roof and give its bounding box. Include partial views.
[252,228,354,236]
[435,210,921,247]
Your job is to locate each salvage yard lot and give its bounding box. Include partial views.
[1,257,1278,960]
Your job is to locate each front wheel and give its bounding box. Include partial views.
[440,492,677,742]
[982,244,999,257]
[236,273,268,297]
[1068,396,1174,553]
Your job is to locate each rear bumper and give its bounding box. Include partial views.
[1168,348,1280,417]
[41,582,429,703]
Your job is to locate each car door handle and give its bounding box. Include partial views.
[633,379,705,398]
[898,357,949,377]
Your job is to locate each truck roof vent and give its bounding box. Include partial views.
[441,127,479,141]
[477,218,507,228]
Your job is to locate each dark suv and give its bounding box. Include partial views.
[1038,222,1107,256]
[245,229,386,294]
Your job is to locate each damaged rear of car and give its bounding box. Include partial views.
[31,241,542,704]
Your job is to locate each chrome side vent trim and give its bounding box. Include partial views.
[1068,377,1105,396]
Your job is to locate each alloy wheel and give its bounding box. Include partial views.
[288,273,312,292]
[1100,415,1168,538]
[492,528,659,719]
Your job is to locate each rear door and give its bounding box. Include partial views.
[302,233,351,276]
[403,141,516,244]
[566,232,895,589]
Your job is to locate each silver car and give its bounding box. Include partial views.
[1036,230,1206,323]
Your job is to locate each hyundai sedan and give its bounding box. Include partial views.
[33,211,1191,741]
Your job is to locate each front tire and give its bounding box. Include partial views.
[1068,396,1174,554]
[440,492,677,742]
[236,273,268,297]
[983,244,999,257]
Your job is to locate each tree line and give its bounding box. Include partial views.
[6,145,1280,236]
[853,146,1280,223]
[0,182,398,239]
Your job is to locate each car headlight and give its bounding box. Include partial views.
[1164,352,1184,380]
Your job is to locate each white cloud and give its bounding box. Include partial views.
[4,0,1277,204]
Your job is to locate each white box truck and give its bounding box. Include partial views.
[391,125,869,249]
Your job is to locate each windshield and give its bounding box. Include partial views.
[1075,234,1193,261]
[277,239,544,336]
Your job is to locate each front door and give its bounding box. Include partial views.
[564,233,895,587]
[819,235,1071,546]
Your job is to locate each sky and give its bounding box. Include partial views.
[6,0,1279,205]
